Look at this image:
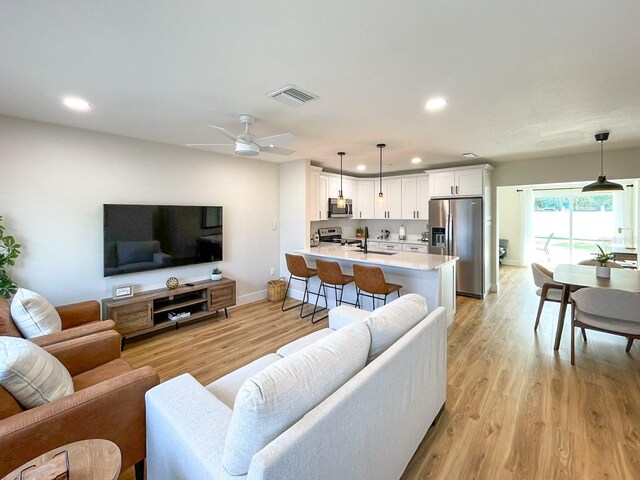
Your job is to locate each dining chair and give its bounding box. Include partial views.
[531,263,587,340]
[570,287,640,365]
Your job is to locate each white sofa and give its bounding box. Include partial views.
[145,294,447,480]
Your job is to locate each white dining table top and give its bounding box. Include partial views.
[553,263,640,292]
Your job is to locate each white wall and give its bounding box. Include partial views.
[278,159,309,281]
[497,187,524,266]
[0,116,280,306]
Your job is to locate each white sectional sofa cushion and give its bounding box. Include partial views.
[364,293,428,362]
[207,354,283,409]
[275,328,333,357]
[222,321,371,475]
[328,305,370,330]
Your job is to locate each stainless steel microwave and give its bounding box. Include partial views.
[328,198,353,218]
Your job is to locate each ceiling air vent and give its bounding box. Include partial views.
[268,85,318,106]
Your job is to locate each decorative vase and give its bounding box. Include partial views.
[166,277,179,289]
[211,273,223,281]
[596,265,611,278]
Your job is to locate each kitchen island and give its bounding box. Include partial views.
[296,245,458,326]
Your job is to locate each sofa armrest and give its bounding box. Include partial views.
[56,300,101,329]
[146,374,237,480]
[153,252,172,267]
[44,330,122,377]
[32,320,116,348]
[0,366,159,477]
[328,305,370,330]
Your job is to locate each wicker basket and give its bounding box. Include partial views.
[267,277,287,302]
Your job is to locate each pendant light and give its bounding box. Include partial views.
[582,132,623,192]
[337,152,346,208]
[377,143,386,205]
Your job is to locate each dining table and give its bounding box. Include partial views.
[552,264,640,350]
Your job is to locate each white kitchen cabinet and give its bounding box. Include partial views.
[417,176,430,220]
[378,242,402,251]
[356,180,375,219]
[307,167,320,221]
[317,175,329,220]
[374,178,402,219]
[401,176,429,220]
[402,244,429,253]
[427,165,492,198]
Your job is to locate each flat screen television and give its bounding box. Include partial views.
[103,204,223,277]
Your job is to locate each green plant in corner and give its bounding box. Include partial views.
[592,244,615,267]
[212,267,221,274]
[0,216,22,298]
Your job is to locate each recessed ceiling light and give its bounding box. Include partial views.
[269,144,274,148]
[62,96,92,112]
[425,97,447,112]
[462,152,478,159]
[356,165,366,171]
[411,157,422,164]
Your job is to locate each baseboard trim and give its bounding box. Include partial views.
[236,289,267,306]
[501,259,525,267]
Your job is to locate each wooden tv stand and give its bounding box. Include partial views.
[102,278,235,345]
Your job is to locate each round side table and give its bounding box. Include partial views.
[3,439,121,480]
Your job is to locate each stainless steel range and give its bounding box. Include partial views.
[318,227,361,245]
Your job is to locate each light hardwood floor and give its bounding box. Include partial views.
[121,266,639,479]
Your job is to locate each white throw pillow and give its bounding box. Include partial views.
[10,288,62,338]
[0,336,74,409]
[222,321,371,475]
[364,293,428,363]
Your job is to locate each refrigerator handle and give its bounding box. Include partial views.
[447,213,452,255]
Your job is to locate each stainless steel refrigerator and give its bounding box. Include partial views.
[429,197,484,297]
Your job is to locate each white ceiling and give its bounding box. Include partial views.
[1,1,640,174]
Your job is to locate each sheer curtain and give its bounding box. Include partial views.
[521,188,534,265]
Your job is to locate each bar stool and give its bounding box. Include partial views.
[311,259,356,323]
[282,254,318,318]
[352,264,402,310]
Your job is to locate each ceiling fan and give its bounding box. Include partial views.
[186,114,296,156]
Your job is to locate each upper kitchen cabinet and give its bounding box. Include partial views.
[426,164,494,220]
[401,175,429,220]
[427,165,494,198]
[356,180,375,219]
[307,168,329,221]
[327,176,355,200]
[374,178,402,219]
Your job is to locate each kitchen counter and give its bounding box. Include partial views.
[295,245,458,326]
[300,245,456,271]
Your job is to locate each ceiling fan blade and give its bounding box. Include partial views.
[254,133,297,147]
[208,125,240,142]
[185,143,234,147]
[261,146,296,156]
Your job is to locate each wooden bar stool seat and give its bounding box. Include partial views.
[282,253,318,318]
[311,259,355,323]
[353,264,402,310]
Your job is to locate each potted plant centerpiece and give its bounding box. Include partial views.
[211,267,223,281]
[0,216,22,299]
[593,245,615,278]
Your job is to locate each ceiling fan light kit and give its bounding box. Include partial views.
[582,132,623,193]
[186,114,297,157]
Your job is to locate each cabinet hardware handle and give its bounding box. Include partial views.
[417,211,420,218]
[319,210,321,219]
[456,186,459,195]
[451,186,453,194]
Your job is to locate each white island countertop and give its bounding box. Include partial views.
[297,245,458,271]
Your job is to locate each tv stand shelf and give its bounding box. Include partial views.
[102,278,236,345]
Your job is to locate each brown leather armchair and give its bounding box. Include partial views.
[0,297,115,347]
[0,330,159,479]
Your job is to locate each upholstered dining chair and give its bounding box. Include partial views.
[530,263,587,340]
[570,288,640,364]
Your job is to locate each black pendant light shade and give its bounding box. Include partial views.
[582,132,623,193]
[337,152,346,208]
[377,143,385,205]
